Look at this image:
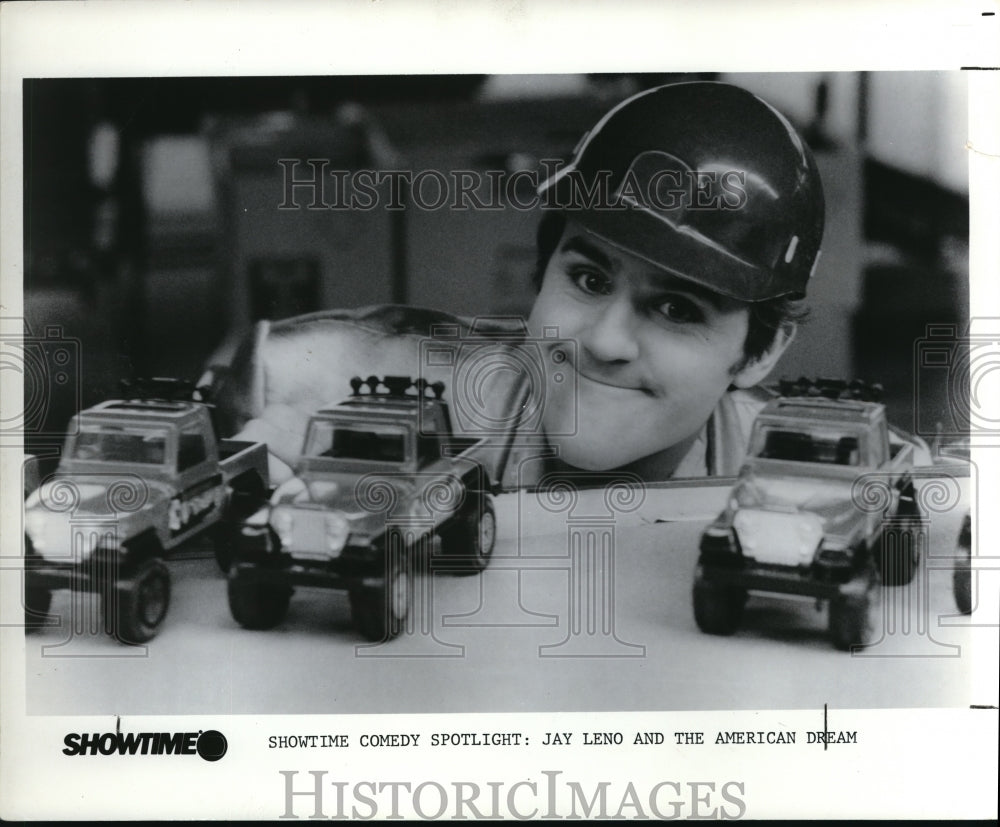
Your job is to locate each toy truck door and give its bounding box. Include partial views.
[167,418,226,543]
[413,408,466,526]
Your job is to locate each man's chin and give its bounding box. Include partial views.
[545,432,645,472]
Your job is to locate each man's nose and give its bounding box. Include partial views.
[580,296,640,363]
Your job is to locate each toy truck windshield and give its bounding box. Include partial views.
[303,419,409,464]
[68,424,169,465]
[750,426,864,467]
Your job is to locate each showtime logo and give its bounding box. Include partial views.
[62,729,227,762]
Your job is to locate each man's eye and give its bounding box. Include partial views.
[569,269,613,296]
[656,296,703,324]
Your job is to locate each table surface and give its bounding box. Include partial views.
[23,479,982,716]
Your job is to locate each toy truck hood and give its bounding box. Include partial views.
[270,471,416,521]
[729,461,861,529]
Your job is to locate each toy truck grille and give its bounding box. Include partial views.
[733,509,823,567]
[272,508,344,561]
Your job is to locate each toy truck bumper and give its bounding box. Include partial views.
[699,561,872,600]
[24,555,151,593]
[24,562,79,591]
[230,538,389,591]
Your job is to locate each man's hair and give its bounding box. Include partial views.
[532,211,806,367]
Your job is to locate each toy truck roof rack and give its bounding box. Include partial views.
[119,376,198,401]
[114,377,220,434]
[348,375,446,399]
[776,377,883,403]
[317,376,453,426]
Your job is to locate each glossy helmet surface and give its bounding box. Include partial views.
[538,81,826,301]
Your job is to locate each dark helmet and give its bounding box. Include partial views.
[538,81,825,301]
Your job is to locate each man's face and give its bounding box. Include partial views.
[527,219,764,472]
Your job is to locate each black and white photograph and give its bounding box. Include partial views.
[2,2,998,821]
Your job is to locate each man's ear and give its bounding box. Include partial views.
[731,324,798,389]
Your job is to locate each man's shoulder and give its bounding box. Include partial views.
[710,384,775,476]
[208,304,530,433]
[721,384,774,421]
[267,305,526,340]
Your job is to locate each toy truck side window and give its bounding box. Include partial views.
[835,436,860,466]
[178,422,208,471]
[871,419,889,466]
[417,406,442,467]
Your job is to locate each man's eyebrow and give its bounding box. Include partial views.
[557,235,616,272]
[558,233,737,311]
[645,271,733,311]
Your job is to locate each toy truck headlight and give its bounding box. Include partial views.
[271,507,294,547]
[324,513,349,553]
[700,523,739,559]
[796,517,823,557]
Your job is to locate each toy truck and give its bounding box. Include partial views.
[693,379,922,650]
[228,376,512,641]
[23,379,269,643]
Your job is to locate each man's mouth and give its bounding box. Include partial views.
[575,367,656,397]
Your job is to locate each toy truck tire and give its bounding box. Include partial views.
[829,568,881,651]
[877,516,921,587]
[103,558,171,645]
[953,561,972,615]
[24,584,53,631]
[953,515,972,615]
[438,494,496,574]
[692,568,747,636]
[227,567,292,630]
[349,544,412,642]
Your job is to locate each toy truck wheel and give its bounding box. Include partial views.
[439,496,496,574]
[953,562,971,615]
[877,515,920,586]
[24,585,52,631]
[227,568,292,630]
[829,569,881,651]
[953,514,972,615]
[692,569,746,635]
[103,558,171,644]
[349,551,412,642]
[878,519,921,586]
[953,551,972,616]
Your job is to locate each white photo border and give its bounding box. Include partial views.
[1,1,998,820]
